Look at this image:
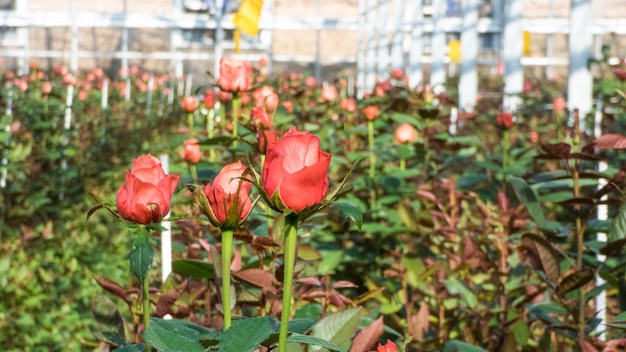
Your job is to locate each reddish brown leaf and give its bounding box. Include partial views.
[333,280,359,289]
[416,189,438,203]
[156,280,188,317]
[539,142,571,159]
[594,133,626,149]
[328,293,346,308]
[94,276,129,303]
[301,289,327,300]
[230,248,242,271]
[251,236,281,248]
[297,276,322,287]
[348,316,383,352]
[233,269,278,292]
[232,227,254,242]
[579,337,599,352]
[410,302,430,341]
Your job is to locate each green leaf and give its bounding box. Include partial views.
[288,333,347,352]
[214,316,278,352]
[317,249,344,275]
[443,339,488,352]
[311,308,361,350]
[171,259,215,279]
[509,176,546,227]
[144,318,212,352]
[443,279,477,308]
[330,202,363,230]
[287,318,316,334]
[556,268,595,296]
[128,230,155,282]
[609,204,626,242]
[115,345,145,352]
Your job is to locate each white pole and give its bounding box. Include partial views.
[449,107,458,136]
[101,79,109,109]
[459,0,478,112]
[315,0,321,81]
[60,85,74,201]
[356,0,366,97]
[389,0,404,71]
[0,84,13,189]
[185,74,193,97]
[430,0,446,95]
[364,0,378,94]
[159,154,172,284]
[376,0,390,78]
[406,0,423,88]
[70,0,78,74]
[567,0,593,125]
[594,95,607,341]
[214,0,225,82]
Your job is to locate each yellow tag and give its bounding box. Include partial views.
[448,40,461,63]
[234,30,241,53]
[523,31,531,56]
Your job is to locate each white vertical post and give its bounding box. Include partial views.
[449,107,458,136]
[356,0,366,97]
[568,0,593,123]
[260,0,274,73]
[125,77,131,104]
[376,0,390,78]
[122,28,129,78]
[185,74,193,97]
[70,0,78,74]
[459,0,479,112]
[430,0,446,94]
[171,0,184,77]
[315,0,321,81]
[545,0,554,79]
[101,79,109,109]
[389,0,404,71]
[159,154,172,284]
[60,85,74,201]
[364,0,378,93]
[406,0,423,88]
[0,85,13,189]
[503,0,523,112]
[16,0,29,75]
[594,95,607,341]
[214,0,225,83]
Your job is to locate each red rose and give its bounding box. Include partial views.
[181,96,198,113]
[377,340,398,352]
[394,123,417,143]
[497,112,514,129]
[341,98,357,112]
[553,97,566,111]
[116,154,180,224]
[217,57,252,93]
[204,161,252,228]
[321,86,338,102]
[202,89,216,109]
[262,127,331,213]
[253,86,279,111]
[391,68,404,80]
[258,129,278,154]
[181,138,202,164]
[363,105,379,121]
[251,106,273,129]
[41,81,52,95]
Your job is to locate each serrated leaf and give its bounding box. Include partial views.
[311,308,361,350]
[128,231,155,282]
[509,176,546,227]
[91,294,125,337]
[171,259,215,279]
[557,268,595,296]
[214,316,278,352]
[143,318,210,352]
[330,202,363,230]
[102,331,128,347]
[288,333,347,352]
[520,233,560,282]
[348,316,383,352]
[115,345,145,352]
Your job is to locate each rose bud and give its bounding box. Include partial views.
[253,85,279,111]
[202,161,252,229]
[340,98,356,113]
[202,89,216,109]
[394,123,417,144]
[553,97,566,111]
[262,126,331,213]
[377,340,399,352]
[41,81,52,95]
[257,129,278,154]
[321,86,338,102]
[181,96,198,113]
[391,68,404,80]
[116,154,180,224]
[181,138,201,164]
[363,105,379,121]
[217,57,252,93]
[251,106,273,130]
[496,112,514,129]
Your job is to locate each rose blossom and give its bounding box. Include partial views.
[181,138,202,164]
[251,106,272,129]
[496,112,513,129]
[363,105,379,121]
[217,57,252,93]
[258,129,278,154]
[394,123,417,144]
[253,86,279,111]
[203,161,252,228]
[181,96,198,113]
[321,86,339,102]
[262,126,331,212]
[116,154,180,224]
[340,98,357,113]
[202,89,216,109]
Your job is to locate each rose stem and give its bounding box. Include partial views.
[221,228,234,329]
[278,214,298,352]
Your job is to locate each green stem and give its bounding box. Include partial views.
[502,129,509,181]
[573,163,585,337]
[422,127,430,178]
[221,229,234,330]
[232,97,240,149]
[400,158,406,171]
[142,273,152,352]
[188,112,194,137]
[368,120,377,210]
[278,214,298,352]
